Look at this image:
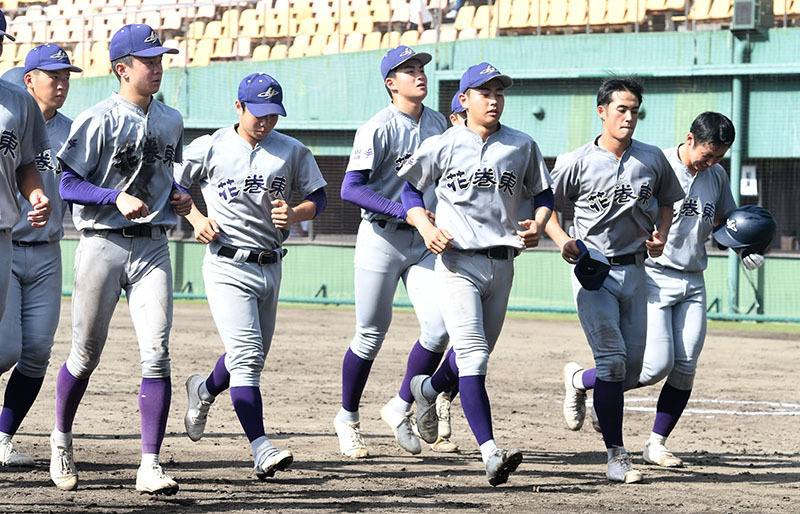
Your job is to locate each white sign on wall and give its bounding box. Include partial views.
[741,165,758,196]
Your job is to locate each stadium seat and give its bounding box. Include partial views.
[72,42,90,69]
[418,28,437,44]
[363,30,381,51]
[90,41,109,63]
[381,31,401,48]
[646,0,666,9]
[343,32,363,52]
[306,33,328,56]
[322,40,340,55]
[589,0,607,25]
[241,17,263,39]
[298,17,316,36]
[204,21,224,40]
[707,0,733,20]
[688,0,712,20]
[161,10,184,32]
[373,3,391,23]
[625,0,647,22]
[187,21,205,40]
[505,0,529,29]
[567,0,587,26]
[9,22,33,43]
[473,5,492,29]
[663,0,687,10]
[605,0,627,24]
[530,0,549,28]
[546,0,568,26]
[354,15,373,34]
[270,43,288,59]
[221,9,241,38]
[252,44,271,61]
[50,25,72,44]
[339,17,356,35]
[289,33,310,57]
[454,5,476,31]
[458,27,478,40]
[399,30,418,46]
[195,2,217,20]
[264,18,289,38]
[212,37,235,59]
[439,27,458,41]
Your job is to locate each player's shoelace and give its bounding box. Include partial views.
[348,424,367,448]
[610,453,634,472]
[56,447,76,475]
[192,400,212,422]
[437,399,451,423]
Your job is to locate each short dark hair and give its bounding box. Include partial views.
[596,76,643,106]
[384,69,396,99]
[690,111,735,147]
[111,55,134,81]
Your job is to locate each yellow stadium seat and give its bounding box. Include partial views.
[317,17,335,36]
[439,27,458,41]
[567,0,587,26]
[478,27,494,38]
[187,21,205,40]
[161,10,184,32]
[212,37,235,59]
[343,32,363,52]
[390,3,410,24]
[72,42,90,69]
[138,11,161,30]
[289,34,310,57]
[707,0,733,19]
[339,17,356,35]
[241,18,263,39]
[507,1,530,28]
[494,0,514,28]
[418,28,437,44]
[458,27,477,40]
[454,5,476,31]
[204,21,224,39]
[625,0,647,22]
[195,3,216,20]
[546,0,567,26]
[589,0,607,25]
[530,0,549,27]
[664,0,687,9]
[297,18,316,36]
[221,9,241,38]
[355,15,373,34]
[14,43,34,64]
[50,25,72,45]
[90,41,109,62]
[306,33,327,56]
[646,0,666,9]
[191,38,213,66]
[264,19,289,39]
[381,31,401,48]
[473,5,492,29]
[363,31,381,51]
[269,43,288,59]
[399,30,418,46]
[373,4,391,23]
[252,44,271,61]
[10,22,33,43]
[183,39,197,58]
[605,0,627,24]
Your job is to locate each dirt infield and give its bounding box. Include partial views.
[2,300,799,513]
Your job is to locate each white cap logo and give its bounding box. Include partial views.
[480,65,498,75]
[50,49,68,60]
[144,31,158,43]
[258,87,279,99]
[399,47,414,57]
[727,219,738,232]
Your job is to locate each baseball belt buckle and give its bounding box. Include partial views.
[120,226,137,238]
[257,250,276,266]
[486,247,506,259]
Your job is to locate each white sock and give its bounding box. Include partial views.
[479,439,499,463]
[421,377,439,402]
[250,436,272,458]
[198,381,215,403]
[388,395,412,414]
[51,429,72,447]
[649,432,667,446]
[140,453,159,468]
[607,445,626,460]
[0,432,11,444]
[572,370,587,391]
[336,407,359,425]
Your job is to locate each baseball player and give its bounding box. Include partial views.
[399,62,554,486]
[48,24,190,495]
[177,72,327,480]
[0,45,80,468]
[546,77,684,483]
[449,91,466,126]
[334,45,450,459]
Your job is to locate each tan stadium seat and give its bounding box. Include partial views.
[391,3,410,25]
[90,41,109,63]
[567,0,587,26]
[664,0,687,9]
[195,3,216,20]
[191,38,214,66]
[241,18,263,39]
[507,1,531,29]
[264,18,289,38]
[204,21,224,40]
[212,37,235,59]
[9,22,33,43]
[399,29,418,46]
[354,15,373,34]
[454,5,476,31]
[646,0,666,9]
[269,43,288,59]
[589,0,607,25]
[161,10,184,32]
[373,4,391,23]
[288,34,310,57]
[298,18,316,36]
[252,44,271,61]
[530,0,549,28]
[473,5,492,29]
[306,33,327,56]
[605,0,627,24]
[546,0,567,26]
[321,37,340,55]
[316,17,335,36]
[439,27,458,41]
[458,27,478,40]
[418,29,437,44]
[625,0,647,22]
[72,42,90,69]
[343,32,363,52]
[381,31,401,48]
[363,30,381,51]
[50,25,72,45]
[221,9,240,38]
[707,0,733,20]
[187,21,205,40]
[494,0,514,29]
[688,0,712,19]
[338,17,356,35]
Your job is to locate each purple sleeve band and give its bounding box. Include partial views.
[59,166,121,206]
[304,187,327,218]
[172,179,191,197]
[533,188,554,212]
[340,170,405,219]
[401,182,425,211]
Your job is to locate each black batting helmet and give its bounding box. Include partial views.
[712,205,776,256]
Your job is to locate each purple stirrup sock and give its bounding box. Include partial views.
[341,348,374,412]
[139,378,171,454]
[459,375,493,445]
[55,364,90,433]
[206,354,231,396]
[594,378,624,449]
[430,348,459,393]
[652,383,692,438]
[0,369,45,436]
[582,367,597,390]
[230,386,265,442]
[398,341,443,403]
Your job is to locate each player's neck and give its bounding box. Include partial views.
[392,96,423,122]
[677,143,698,176]
[597,133,632,159]
[466,120,499,142]
[118,85,153,113]
[37,103,57,121]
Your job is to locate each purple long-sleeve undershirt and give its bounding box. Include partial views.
[305,187,327,217]
[59,166,121,206]
[340,170,405,220]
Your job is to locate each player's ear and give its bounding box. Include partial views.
[459,91,468,110]
[597,104,606,121]
[385,76,396,94]
[686,132,695,147]
[24,71,33,90]
[235,100,245,116]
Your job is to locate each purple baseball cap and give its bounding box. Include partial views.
[381,45,431,80]
[450,92,465,114]
[24,44,82,74]
[238,73,286,117]
[0,9,16,41]
[109,24,178,61]
[459,62,513,92]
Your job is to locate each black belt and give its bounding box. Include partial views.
[13,240,50,247]
[217,245,287,266]
[475,246,517,260]
[607,253,643,266]
[376,220,415,231]
[107,225,165,238]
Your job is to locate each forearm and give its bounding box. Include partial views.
[16,162,45,203]
[341,171,405,219]
[184,203,207,226]
[533,206,552,230]
[60,166,120,205]
[656,204,673,239]
[545,211,571,249]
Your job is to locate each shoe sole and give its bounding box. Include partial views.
[184,376,205,442]
[137,484,179,496]
[380,405,422,455]
[643,455,683,468]
[53,477,79,491]
[488,451,523,487]
[256,453,294,480]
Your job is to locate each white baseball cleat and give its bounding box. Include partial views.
[590,402,602,433]
[436,393,453,439]
[380,402,421,455]
[607,451,643,483]
[333,418,369,459]
[643,440,684,468]
[254,444,293,480]
[0,440,35,467]
[136,464,179,495]
[485,448,523,487]
[184,374,214,442]
[563,362,587,431]
[49,432,78,491]
[409,375,438,444]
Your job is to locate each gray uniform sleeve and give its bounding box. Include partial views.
[346,122,386,175]
[715,168,737,220]
[397,134,443,191]
[550,153,581,212]
[56,112,105,179]
[293,144,327,198]
[174,135,211,188]
[21,93,50,165]
[523,141,553,198]
[653,151,685,206]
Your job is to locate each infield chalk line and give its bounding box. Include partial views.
[584,396,800,417]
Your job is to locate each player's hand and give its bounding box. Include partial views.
[742,253,765,270]
[170,190,193,217]
[116,192,150,220]
[27,191,51,228]
[561,238,581,264]
[646,229,666,258]
[420,225,454,255]
[517,219,541,249]
[270,199,296,229]
[194,217,220,244]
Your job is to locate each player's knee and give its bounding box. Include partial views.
[142,355,171,378]
[454,348,489,376]
[418,333,449,353]
[350,336,383,360]
[666,369,695,390]
[595,355,626,382]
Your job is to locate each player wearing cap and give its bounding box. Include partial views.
[333,45,450,459]
[546,77,684,483]
[0,44,80,467]
[48,24,190,495]
[449,91,466,126]
[178,73,327,480]
[400,63,554,486]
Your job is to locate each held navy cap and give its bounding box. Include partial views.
[381,45,431,80]
[0,9,15,42]
[450,91,465,114]
[459,62,513,92]
[109,24,178,61]
[24,44,82,74]
[238,72,286,117]
[573,240,611,291]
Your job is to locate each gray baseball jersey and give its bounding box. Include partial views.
[646,146,736,272]
[175,126,326,251]
[0,82,50,230]
[56,93,183,231]
[398,123,553,250]
[347,103,446,222]
[551,138,685,256]
[12,111,72,243]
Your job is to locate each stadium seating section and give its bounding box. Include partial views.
[2,0,799,77]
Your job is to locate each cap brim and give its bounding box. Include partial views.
[247,102,287,117]
[0,31,15,42]
[712,225,746,248]
[130,47,179,58]
[35,63,83,73]
[392,51,432,73]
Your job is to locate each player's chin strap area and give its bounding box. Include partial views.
[216,244,287,265]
